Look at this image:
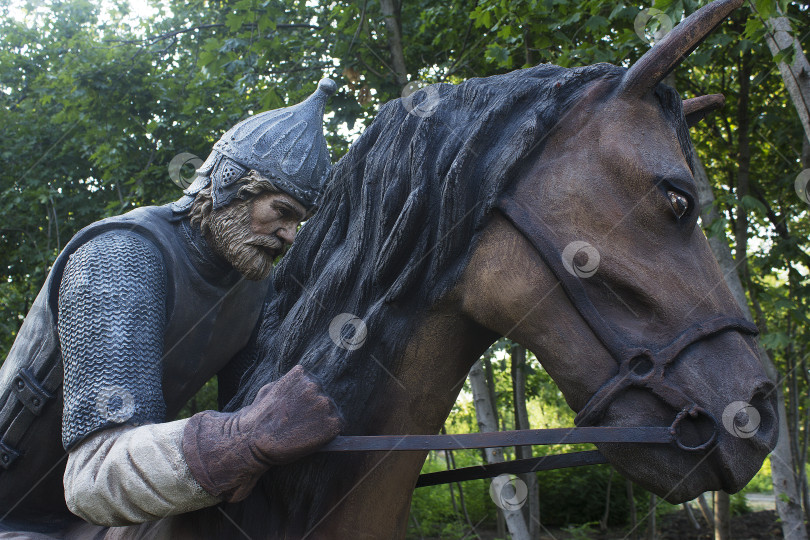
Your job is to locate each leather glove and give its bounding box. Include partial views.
[182,365,342,502]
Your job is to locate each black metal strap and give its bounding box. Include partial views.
[0,440,21,469]
[416,450,608,487]
[320,426,673,452]
[13,368,54,416]
[0,361,63,470]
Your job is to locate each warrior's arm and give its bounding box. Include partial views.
[64,421,220,525]
[65,368,343,527]
[60,231,341,526]
[59,231,220,525]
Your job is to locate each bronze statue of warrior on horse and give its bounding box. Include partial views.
[0,0,778,537]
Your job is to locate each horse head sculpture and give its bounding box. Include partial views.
[458,0,775,503]
[207,0,777,536]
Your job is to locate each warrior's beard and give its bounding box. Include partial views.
[206,199,282,281]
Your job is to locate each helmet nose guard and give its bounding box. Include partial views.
[173,78,337,213]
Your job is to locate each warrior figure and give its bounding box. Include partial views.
[0,79,342,534]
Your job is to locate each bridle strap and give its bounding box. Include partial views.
[495,195,758,450]
[416,450,607,488]
[495,198,631,358]
[320,426,673,452]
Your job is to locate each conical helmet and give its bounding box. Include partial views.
[173,78,337,212]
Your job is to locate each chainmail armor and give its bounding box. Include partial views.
[59,231,168,450]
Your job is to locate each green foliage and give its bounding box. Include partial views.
[537,465,667,527]
[176,378,219,418]
[407,451,496,538]
[563,521,600,539]
[730,491,751,516]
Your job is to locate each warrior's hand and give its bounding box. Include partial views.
[182,365,342,502]
[239,365,343,465]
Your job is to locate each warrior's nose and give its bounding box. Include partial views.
[276,226,296,246]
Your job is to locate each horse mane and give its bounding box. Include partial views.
[226,62,692,419]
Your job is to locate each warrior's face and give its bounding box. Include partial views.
[207,191,306,281]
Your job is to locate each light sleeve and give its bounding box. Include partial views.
[64,420,221,526]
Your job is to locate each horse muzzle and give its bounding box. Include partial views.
[592,368,777,503]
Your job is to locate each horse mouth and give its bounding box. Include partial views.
[592,381,777,503]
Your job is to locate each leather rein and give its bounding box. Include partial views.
[319,196,758,488]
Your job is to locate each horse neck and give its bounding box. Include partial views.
[228,308,497,539]
[360,306,498,437]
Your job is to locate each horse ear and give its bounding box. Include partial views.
[620,0,742,98]
[683,94,725,127]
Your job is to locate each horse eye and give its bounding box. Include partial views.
[668,191,689,218]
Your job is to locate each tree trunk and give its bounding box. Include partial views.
[601,469,614,532]
[733,48,752,274]
[378,0,408,86]
[511,343,540,537]
[646,493,657,540]
[410,513,425,540]
[441,427,478,536]
[683,501,701,531]
[698,493,715,527]
[469,359,531,540]
[627,480,638,540]
[483,358,499,431]
[714,491,731,540]
[692,154,808,540]
[754,5,810,142]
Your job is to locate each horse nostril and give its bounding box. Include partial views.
[748,386,777,448]
[720,383,778,451]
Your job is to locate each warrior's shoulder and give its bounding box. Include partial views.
[73,204,175,242]
[62,205,177,263]
[49,205,177,295]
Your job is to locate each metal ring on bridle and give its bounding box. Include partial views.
[670,406,718,452]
